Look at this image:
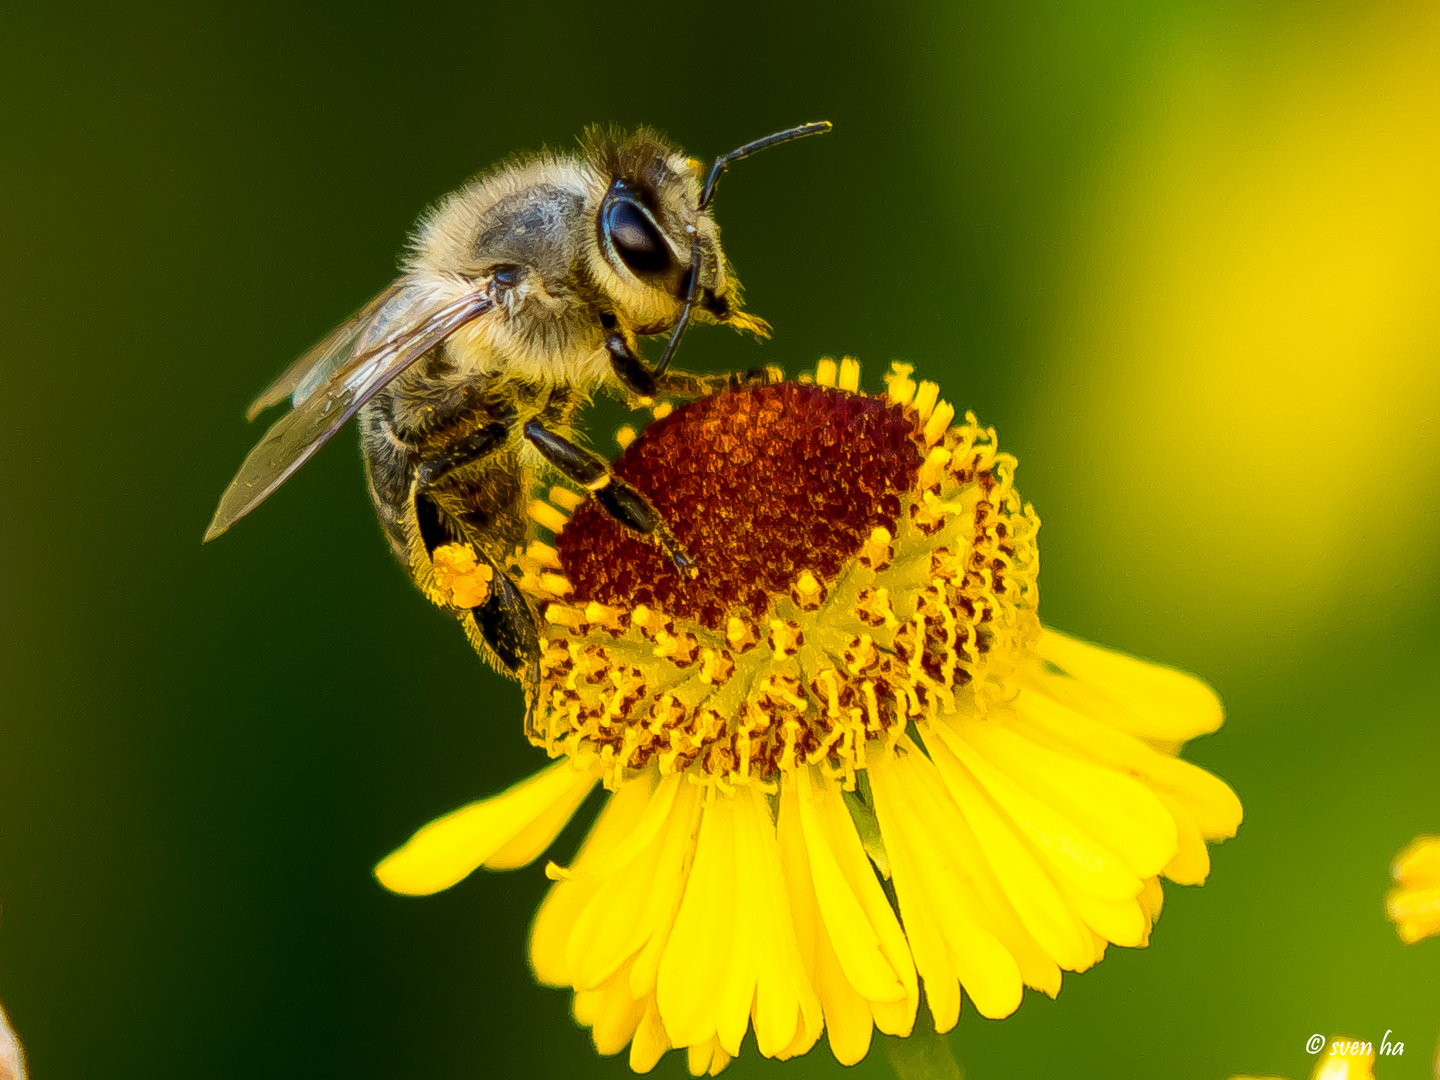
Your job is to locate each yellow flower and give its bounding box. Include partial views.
[1386,834,1440,944]
[1230,1034,1378,1080]
[377,359,1243,1073]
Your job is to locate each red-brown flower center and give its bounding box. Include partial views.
[556,383,925,629]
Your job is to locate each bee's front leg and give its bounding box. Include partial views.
[603,328,658,401]
[602,317,783,406]
[522,420,695,575]
[652,364,783,401]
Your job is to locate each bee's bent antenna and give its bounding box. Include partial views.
[652,120,832,378]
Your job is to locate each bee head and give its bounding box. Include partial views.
[583,127,767,341]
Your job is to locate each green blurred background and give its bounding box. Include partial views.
[4,1,1438,1077]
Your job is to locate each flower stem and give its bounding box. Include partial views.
[883,1012,963,1080]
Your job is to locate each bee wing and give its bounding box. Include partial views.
[205,284,495,541]
[245,282,410,421]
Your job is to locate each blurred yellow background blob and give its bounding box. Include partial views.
[1032,1,1440,664]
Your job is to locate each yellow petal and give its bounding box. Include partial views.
[1387,835,1440,943]
[794,770,913,1005]
[550,773,680,882]
[629,782,704,999]
[916,730,1094,971]
[375,759,596,896]
[715,799,759,1057]
[869,753,962,1032]
[956,717,1178,882]
[1136,877,1164,946]
[876,746,1025,1019]
[686,1037,730,1076]
[658,794,735,1049]
[530,775,656,986]
[1392,835,1440,885]
[588,968,647,1056]
[1038,628,1223,741]
[1013,689,1243,839]
[777,780,880,1063]
[931,720,1153,900]
[566,809,669,991]
[564,778,688,992]
[737,786,821,1059]
[1064,889,1148,948]
[899,728,1063,997]
[531,868,596,987]
[1154,790,1211,885]
[628,1000,669,1073]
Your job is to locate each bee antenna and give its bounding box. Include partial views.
[652,121,832,378]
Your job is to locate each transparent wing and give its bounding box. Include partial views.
[245,282,410,421]
[205,284,495,541]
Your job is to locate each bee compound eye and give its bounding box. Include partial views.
[492,264,522,287]
[604,199,671,275]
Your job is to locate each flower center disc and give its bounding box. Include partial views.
[556,383,924,628]
[530,370,1041,790]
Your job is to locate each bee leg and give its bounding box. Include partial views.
[468,550,541,676]
[602,313,781,405]
[653,364,783,401]
[413,489,539,677]
[603,328,658,400]
[521,419,695,574]
[414,419,512,488]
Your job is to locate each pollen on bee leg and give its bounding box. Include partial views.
[837,356,861,392]
[429,543,495,608]
[528,500,570,533]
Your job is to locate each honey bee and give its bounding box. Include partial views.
[206,121,831,683]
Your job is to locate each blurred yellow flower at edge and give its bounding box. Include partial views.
[0,999,26,1080]
[1031,0,1440,666]
[376,361,1243,1073]
[1387,835,1440,944]
[1231,1034,1379,1080]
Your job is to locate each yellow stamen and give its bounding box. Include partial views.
[529,500,570,533]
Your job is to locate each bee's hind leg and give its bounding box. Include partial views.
[407,412,541,679]
[413,489,540,679]
[466,551,541,678]
[521,420,695,575]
